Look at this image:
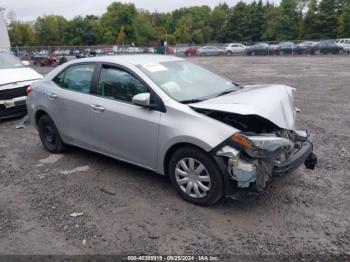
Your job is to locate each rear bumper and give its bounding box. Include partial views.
[273,141,313,176]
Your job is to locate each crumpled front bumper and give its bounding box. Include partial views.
[214,131,317,197]
[273,140,314,176]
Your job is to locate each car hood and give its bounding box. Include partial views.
[0,68,42,86]
[190,84,296,130]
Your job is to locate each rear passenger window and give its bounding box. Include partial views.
[53,64,95,94]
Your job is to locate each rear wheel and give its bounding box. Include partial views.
[38,115,66,153]
[168,147,224,206]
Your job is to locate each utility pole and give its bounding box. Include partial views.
[0,7,11,52]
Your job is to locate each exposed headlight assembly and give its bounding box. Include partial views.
[230,133,294,159]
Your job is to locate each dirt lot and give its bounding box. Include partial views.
[0,56,349,259]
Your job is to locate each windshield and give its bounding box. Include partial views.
[0,52,25,69]
[137,61,237,102]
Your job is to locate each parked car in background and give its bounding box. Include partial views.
[223,43,246,55]
[0,50,42,119]
[196,46,224,56]
[294,41,317,55]
[246,43,269,56]
[335,39,350,54]
[166,47,175,55]
[143,47,155,54]
[276,42,297,55]
[268,44,279,55]
[310,41,344,55]
[27,55,317,205]
[126,47,144,54]
[184,47,198,56]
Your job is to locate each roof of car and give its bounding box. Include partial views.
[73,54,184,66]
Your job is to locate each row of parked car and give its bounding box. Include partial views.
[182,39,350,56]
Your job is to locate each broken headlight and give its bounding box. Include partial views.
[230,133,294,159]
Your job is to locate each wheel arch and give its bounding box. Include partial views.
[35,109,49,127]
[162,142,210,177]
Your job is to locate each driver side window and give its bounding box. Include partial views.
[97,66,148,103]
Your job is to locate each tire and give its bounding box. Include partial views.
[279,51,284,55]
[227,51,233,56]
[38,114,66,153]
[251,51,256,56]
[201,53,206,56]
[168,146,224,206]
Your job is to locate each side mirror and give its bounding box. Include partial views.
[22,60,30,66]
[132,93,151,108]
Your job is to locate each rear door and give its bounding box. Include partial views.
[88,64,161,169]
[47,63,97,147]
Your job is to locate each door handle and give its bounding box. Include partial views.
[48,93,58,100]
[90,104,105,113]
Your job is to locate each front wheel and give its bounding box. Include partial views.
[168,147,224,206]
[38,115,66,153]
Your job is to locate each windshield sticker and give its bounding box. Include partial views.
[143,63,168,72]
[161,81,181,95]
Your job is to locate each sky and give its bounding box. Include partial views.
[1,0,241,22]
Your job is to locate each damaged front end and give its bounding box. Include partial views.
[190,84,317,196]
[199,109,318,195]
[215,130,317,191]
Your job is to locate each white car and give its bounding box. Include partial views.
[126,47,143,54]
[0,50,42,119]
[336,39,350,53]
[223,43,247,55]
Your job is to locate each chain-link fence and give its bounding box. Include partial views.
[3,39,350,64]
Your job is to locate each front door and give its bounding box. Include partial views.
[89,65,161,169]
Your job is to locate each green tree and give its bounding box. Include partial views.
[99,2,138,44]
[263,0,301,41]
[303,0,322,39]
[226,2,252,42]
[318,0,338,38]
[135,10,158,45]
[209,3,230,42]
[9,22,37,46]
[174,15,193,43]
[337,3,350,37]
[34,15,67,45]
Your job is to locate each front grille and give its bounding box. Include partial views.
[0,86,29,100]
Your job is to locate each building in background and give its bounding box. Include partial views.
[0,7,11,52]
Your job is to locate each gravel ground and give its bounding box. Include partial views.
[0,56,349,260]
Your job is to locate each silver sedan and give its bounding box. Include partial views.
[27,55,317,205]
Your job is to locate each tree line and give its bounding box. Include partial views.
[7,0,350,47]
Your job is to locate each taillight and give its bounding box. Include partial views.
[26,86,33,95]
